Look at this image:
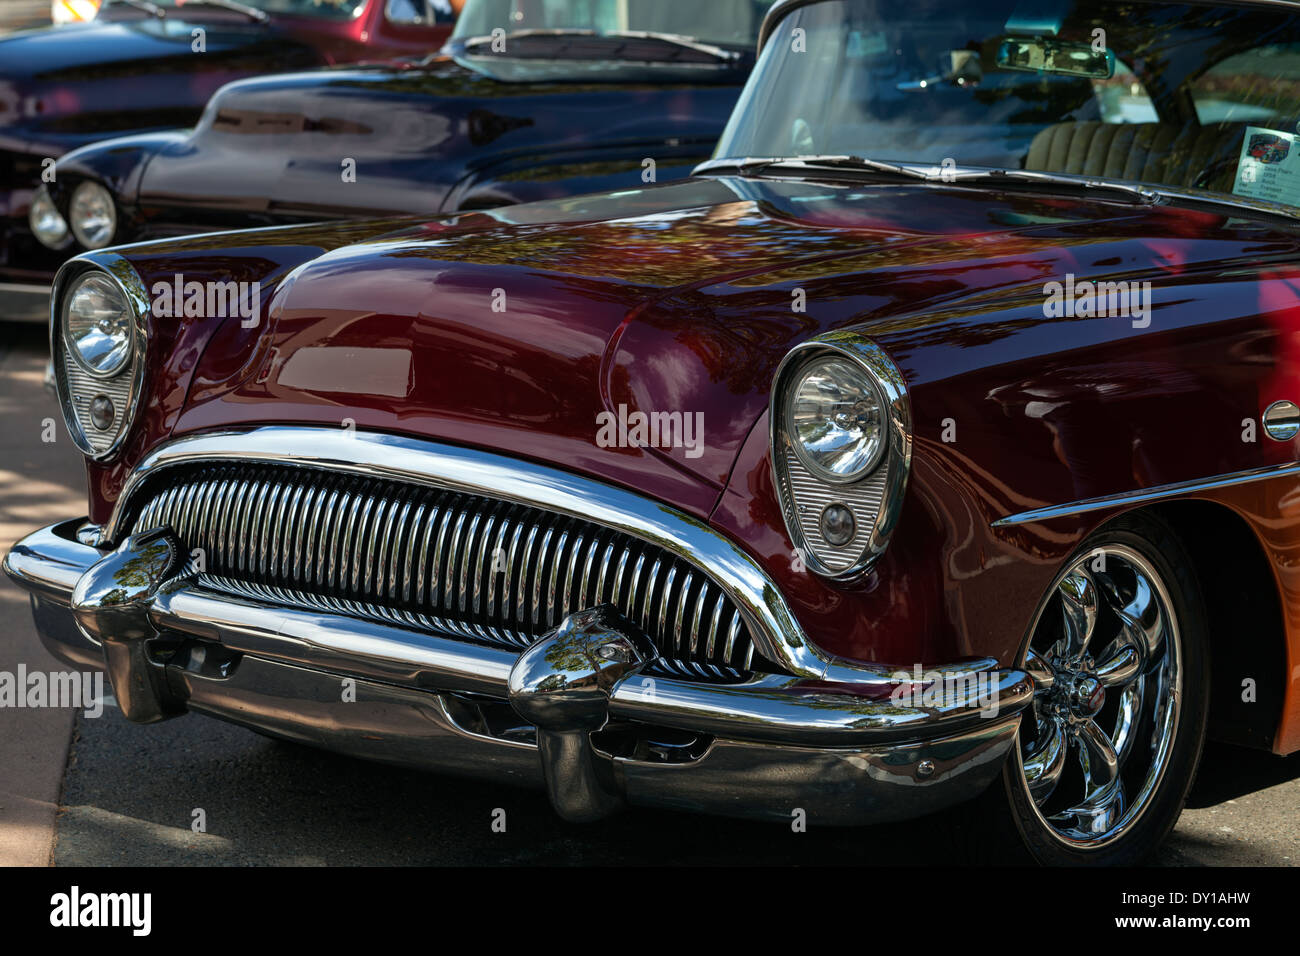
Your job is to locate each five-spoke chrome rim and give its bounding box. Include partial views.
[1015,544,1181,849]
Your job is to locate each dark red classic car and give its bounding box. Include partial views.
[8,0,1300,865]
[23,0,772,295]
[0,0,456,322]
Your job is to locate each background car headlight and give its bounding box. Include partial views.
[69,181,117,249]
[64,272,133,376]
[786,355,886,482]
[29,186,71,249]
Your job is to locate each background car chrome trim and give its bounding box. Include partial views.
[0,282,53,323]
[992,461,1300,527]
[99,426,911,681]
[769,332,913,583]
[4,521,1033,746]
[49,251,150,461]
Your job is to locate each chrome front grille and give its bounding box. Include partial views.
[124,462,766,681]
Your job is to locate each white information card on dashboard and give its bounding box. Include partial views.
[1234,126,1300,207]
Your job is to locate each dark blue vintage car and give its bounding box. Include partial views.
[16,0,773,318]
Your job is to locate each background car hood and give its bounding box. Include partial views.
[0,18,320,154]
[138,58,744,218]
[171,174,1255,519]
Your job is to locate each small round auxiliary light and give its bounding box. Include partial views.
[89,394,115,431]
[820,503,856,547]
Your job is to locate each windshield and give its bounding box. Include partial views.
[452,0,773,51]
[103,0,369,20]
[715,0,1300,212]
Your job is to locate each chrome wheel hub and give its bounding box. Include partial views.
[1067,674,1105,719]
[1017,545,1182,848]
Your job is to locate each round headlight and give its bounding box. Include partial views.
[69,181,117,249]
[786,355,886,482]
[64,272,133,377]
[29,186,71,249]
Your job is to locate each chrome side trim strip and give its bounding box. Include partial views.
[991,461,1300,528]
[103,427,866,681]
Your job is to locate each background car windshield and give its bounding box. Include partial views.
[716,0,1300,211]
[453,0,774,50]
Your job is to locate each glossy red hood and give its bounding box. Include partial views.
[160,174,1253,521]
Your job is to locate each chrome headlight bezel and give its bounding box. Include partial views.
[68,180,118,250]
[50,255,150,461]
[770,333,912,583]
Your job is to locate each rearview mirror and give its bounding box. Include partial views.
[996,38,1114,79]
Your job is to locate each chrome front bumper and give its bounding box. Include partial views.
[6,519,1033,825]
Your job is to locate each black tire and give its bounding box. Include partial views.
[977,510,1210,865]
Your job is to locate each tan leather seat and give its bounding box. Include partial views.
[1025,120,1252,192]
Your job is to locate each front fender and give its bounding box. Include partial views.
[63,217,426,526]
[49,130,188,215]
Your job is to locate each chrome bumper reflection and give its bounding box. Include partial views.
[0,281,51,324]
[6,520,1032,825]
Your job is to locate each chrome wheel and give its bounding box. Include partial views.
[1015,545,1182,849]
